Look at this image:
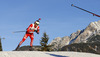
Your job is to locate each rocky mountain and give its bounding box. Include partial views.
[49,37,70,50]
[87,35,100,43]
[49,20,100,51]
[61,42,100,54]
[61,35,100,54]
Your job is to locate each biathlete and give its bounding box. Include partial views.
[15,18,41,51]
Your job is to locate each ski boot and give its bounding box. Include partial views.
[29,46,33,51]
[15,45,20,51]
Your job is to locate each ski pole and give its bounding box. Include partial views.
[13,18,41,33]
[12,31,26,33]
[71,4,100,17]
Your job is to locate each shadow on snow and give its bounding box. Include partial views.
[46,53,69,57]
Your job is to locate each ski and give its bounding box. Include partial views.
[71,4,100,17]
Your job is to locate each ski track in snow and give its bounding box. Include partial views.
[0,51,100,57]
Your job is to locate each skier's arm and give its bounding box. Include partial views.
[36,26,40,34]
[27,24,34,32]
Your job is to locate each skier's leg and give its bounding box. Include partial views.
[30,34,34,47]
[29,34,34,51]
[15,34,28,50]
[19,34,28,46]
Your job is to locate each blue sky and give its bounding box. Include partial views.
[0,0,100,51]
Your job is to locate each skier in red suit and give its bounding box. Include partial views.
[15,18,41,51]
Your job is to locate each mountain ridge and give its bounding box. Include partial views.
[49,20,100,51]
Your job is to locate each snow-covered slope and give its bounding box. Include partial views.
[0,51,100,57]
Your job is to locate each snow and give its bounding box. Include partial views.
[0,51,100,57]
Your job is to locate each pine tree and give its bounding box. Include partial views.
[40,32,49,51]
[0,38,2,51]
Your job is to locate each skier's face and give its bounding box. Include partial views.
[35,23,38,27]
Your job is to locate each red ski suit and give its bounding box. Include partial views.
[19,23,39,47]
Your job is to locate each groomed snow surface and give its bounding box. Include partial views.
[0,51,100,57]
